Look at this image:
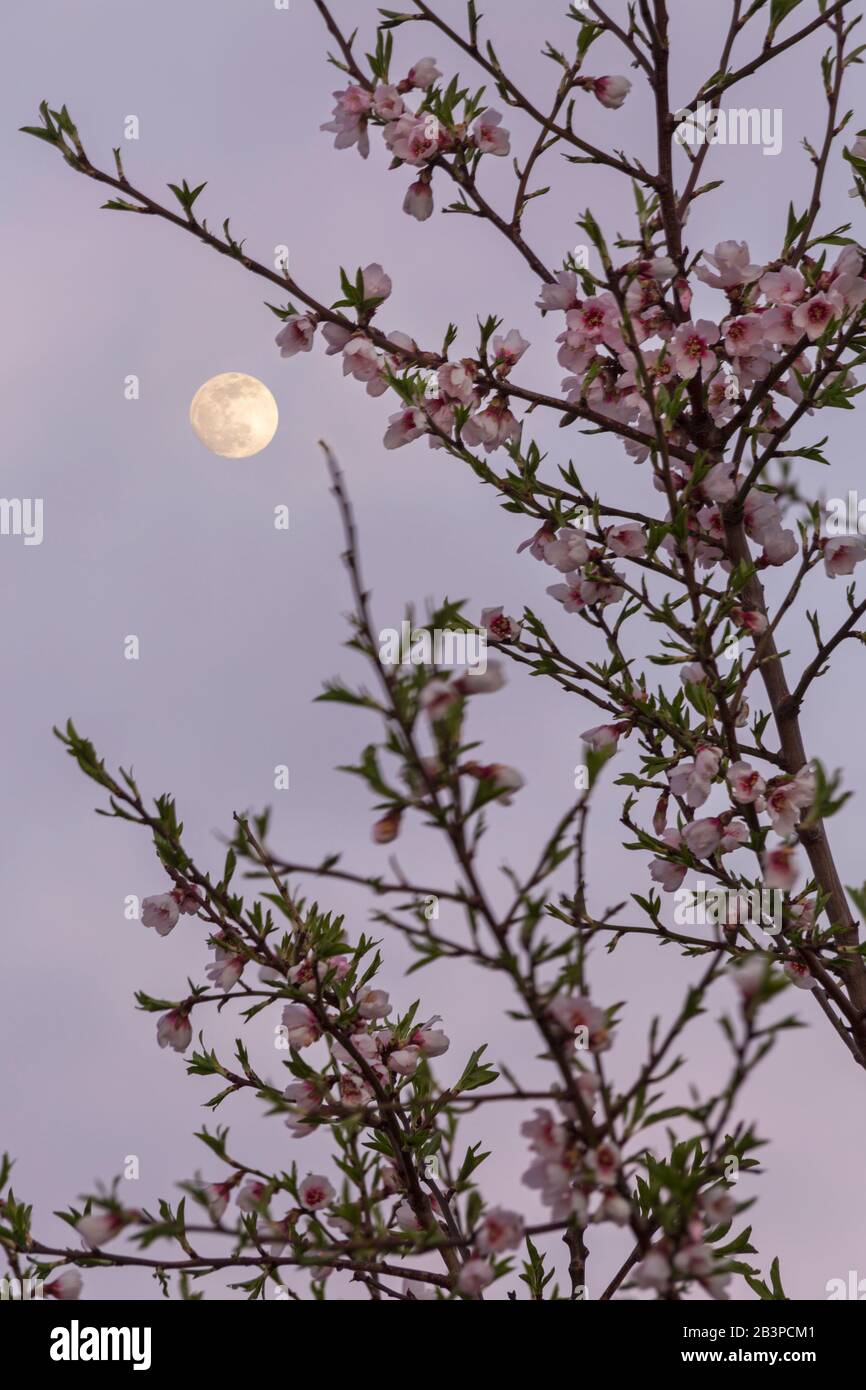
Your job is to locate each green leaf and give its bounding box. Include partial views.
[770,0,805,30]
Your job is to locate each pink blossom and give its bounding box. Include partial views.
[723,313,764,357]
[237,1180,270,1212]
[680,662,707,686]
[744,490,786,541]
[731,955,770,999]
[205,946,245,992]
[289,951,350,992]
[762,844,799,892]
[549,993,609,1050]
[458,1257,494,1296]
[156,1008,192,1053]
[522,1157,576,1219]
[281,1003,320,1049]
[394,1199,424,1231]
[789,899,816,932]
[387,1047,420,1075]
[471,109,510,156]
[424,394,456,435]
[730,606,768,635]
[650,828,687,891]
[546,571,586,613]
[322,321,353,355]
[462,399,520,451]
[727,760,766,804]
[695,241,764,290]
[380,1162,405,1195]
[587,1139,620,1186]
[420,677,460,721]
[651,858,687,892]
[619,347,675,415]
[544,526,590,571]
[477,1207,524,1254]
[284,1080,322,1126]
[761,526,798,566]
[141,893,180,937]
[373,83,404,121]
[480,606,522,642]
[463,761,525,804]
[275,314,316,358]
[339,1070,374,1108]
[823,535,866,577]
[592,1192,632,1226]
[701,1187,736,1226]
[321,85,372,159]
[298,1173,335,1210]
[173,885,201,915]
[765,765,815,836]
[403,178,434,221]
[204,1181,234,1222]
[720,819,749,854]
[334,1033,381,1067]
[578,572,625,608]
[521,1107,566,1159]
[436,359,476,404]
[491,328,529,372]
[455,658,506,694]
[406,57,441,89]
[591,75,632,109]
[671,319,720,380]
[792,293,837,341]
[384,113,440,165]
[759,267,805,304]
[45,1267,83,1300]
[76,1210,125,1248]
[517,524,556,560]
[536,271,579,312]
[828,245,866,310]
[669,745,722,808]
[674,1241,717,1279]
[784,960,816,990]
[564,294,625,352]
[761,303,801,346]
[264,1216,294,1255]
[632,1249,672,1290]
[701,462,737,503]
[357,987,392,1019]
[581,723,627,752]
[605,521,646,558]
[410,1024,451,1056]
[384,406,428,449]
[681,817,723,858]
[361,262,392,304]
[342,335,380,382]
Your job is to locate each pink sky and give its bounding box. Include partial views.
[3,0,865,1298]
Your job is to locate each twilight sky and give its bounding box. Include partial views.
[3,0,866,1300]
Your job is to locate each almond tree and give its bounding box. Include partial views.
[6,0,866,1301]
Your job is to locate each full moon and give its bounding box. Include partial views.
[189,372,279,458]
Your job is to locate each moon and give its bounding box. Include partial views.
[189,372,278,458]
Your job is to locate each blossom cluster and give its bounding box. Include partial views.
[320,57,630,222]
